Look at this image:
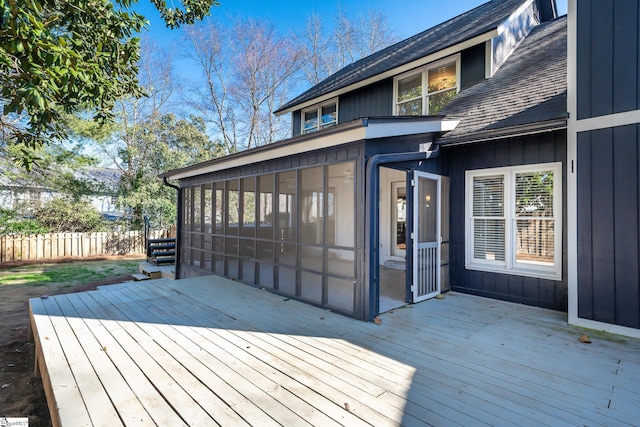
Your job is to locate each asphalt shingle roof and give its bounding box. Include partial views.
[438,15,567,142]
[276,0,536,114]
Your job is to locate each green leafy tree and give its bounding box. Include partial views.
[0,0,218,168]
[1,140,106,209]
[115,113,223,229]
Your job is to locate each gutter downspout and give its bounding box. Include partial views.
[163,177,182,279]
[363,144,441,321]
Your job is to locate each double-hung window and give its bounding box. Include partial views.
[394,56,459,116]
[465,163,562,280]
[302,99,338,134]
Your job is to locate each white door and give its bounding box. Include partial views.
[412,171,441,302]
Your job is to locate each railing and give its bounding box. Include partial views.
[0,228,175,263]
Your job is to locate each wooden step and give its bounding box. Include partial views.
[132,273,151,281]
[141,268,162,279]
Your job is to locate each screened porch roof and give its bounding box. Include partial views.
[161,117,459,181]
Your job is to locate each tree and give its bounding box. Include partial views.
[298,7,400,86]
[115,113,223,229]
[183,17,304,153]
[0,139,106,211]
[0,0,218,168]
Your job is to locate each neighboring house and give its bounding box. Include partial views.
[0,165,123,220]
[161,0,640,338]
[74,167,124,220]
[0,173,53,211]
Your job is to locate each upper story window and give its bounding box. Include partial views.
[394,56,459,116]
[303,99,338,134]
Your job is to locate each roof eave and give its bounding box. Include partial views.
[274,29,499,116]
[436,117,568,146]
[161,117,460,181]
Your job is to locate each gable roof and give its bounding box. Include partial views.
[437,15,567,144]
[276,0,550,115]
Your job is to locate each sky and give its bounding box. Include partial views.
[138,0,568,51]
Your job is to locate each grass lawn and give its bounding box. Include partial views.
[0,258,143,288]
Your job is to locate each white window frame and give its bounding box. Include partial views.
[465,162,563,281]
[393,54,461,116]
[301,98,338,134]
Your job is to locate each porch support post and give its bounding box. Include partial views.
[364,145,440,321]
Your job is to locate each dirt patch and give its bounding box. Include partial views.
[0,258,143,426]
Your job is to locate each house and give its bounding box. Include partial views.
[161,0,640,338]
[0,164,123,219]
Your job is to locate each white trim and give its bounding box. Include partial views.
[576,109,640,133]
[164,119,460,180]
[465,162,563,281]
[496,0,535,36]
[393,54,461,116]
[567,0,579,326]
[275,30,498,116]
[570,318,640,340]
[485,40,493,78]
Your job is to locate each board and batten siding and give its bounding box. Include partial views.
[290,43,490,137]
[577,125,640,329]
[446,130,568,311]
[339,78,394,124]
[576,0,640,120]
[571,0,640,334]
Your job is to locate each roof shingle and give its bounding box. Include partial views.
[276,0,538,114]
[438,15,567,142]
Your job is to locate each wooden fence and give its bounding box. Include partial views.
[0,229,174,263]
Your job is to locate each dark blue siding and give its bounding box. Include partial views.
[577,1,640,119]
[292,110,301,136]
[339,78,393,123]
[577,125,640,328]
[461,43,486,89]
[292,42,490,137]
[446,130,567,311]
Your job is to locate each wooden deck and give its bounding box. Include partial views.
[30,276,640,426]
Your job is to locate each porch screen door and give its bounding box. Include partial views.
[412,171,441,302]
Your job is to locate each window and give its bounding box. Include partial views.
[302,99,338,134]
[465,163,562,280]
[394,56,459,115]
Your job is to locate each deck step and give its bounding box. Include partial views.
[147,237,176,266]
[132,273,151,281]
[141,268,162,279]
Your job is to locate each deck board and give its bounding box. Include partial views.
[30,275,640,427]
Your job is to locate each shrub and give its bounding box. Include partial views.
[0,208,51,235]
[32,198,109,233]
